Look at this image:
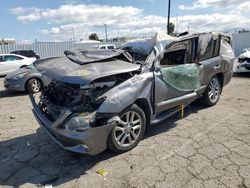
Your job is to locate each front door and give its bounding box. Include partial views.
[154,38,202,113]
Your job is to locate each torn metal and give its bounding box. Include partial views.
[30,32,235,155]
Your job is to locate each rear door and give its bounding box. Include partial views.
[196,34,223,87]
[154,37,202,113]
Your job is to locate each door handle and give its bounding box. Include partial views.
[214,64,221,69]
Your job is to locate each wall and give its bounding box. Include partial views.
[232,32,250,57]
[0,42,123,59]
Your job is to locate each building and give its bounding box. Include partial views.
[0,38,16,45]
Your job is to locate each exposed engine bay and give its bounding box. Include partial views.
[38,72,137,121]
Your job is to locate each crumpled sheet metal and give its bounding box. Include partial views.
[121,32,177,56]
[64,49,132,65]
[97,72,153,114]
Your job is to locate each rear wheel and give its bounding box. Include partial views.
[200,76,221,106]
[26,78,42,93]
[108,104,146,153]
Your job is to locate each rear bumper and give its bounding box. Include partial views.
[29,94,115,155]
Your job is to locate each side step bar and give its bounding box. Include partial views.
[150,106,185,125]
[156,92,197,108]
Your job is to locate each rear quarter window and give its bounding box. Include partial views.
[4,55,23,61]
[107,45,115,49]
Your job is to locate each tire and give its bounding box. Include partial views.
[107,104,146,153]
[26,78,42,93]
[200,76,222,106]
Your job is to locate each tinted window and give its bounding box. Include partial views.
[198,36,220,61]
[107,45,115,49]
[99,46,106,49]
[16,56,23,60]
[0,56,4,62]
[4,55,22,61]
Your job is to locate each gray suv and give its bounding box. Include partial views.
[30,33,235,155]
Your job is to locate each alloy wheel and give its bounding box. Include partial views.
[208,77,220,103]
[114,111,142,148]
[31,79,41,92]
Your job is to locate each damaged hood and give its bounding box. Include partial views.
[35,53,141,85]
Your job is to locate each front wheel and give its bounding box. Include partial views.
[200,76,221,106]
[26,78,42,93]
[107,104,146,153]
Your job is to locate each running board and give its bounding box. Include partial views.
[156,92,197,108]
[150,106,184,125]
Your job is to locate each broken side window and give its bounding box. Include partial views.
[160,39,193,66]
[160,64,201,91]
[157,38,201,91]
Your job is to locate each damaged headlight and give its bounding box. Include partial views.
[64,113,95,132]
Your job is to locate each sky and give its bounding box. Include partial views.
[1,0,250,43]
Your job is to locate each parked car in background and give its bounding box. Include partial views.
[0,54,36,76]
[4,63,48,93]
[235,48,250,72]
[98,44,116,50]
[30,32,235,155]
[11,50,40,60]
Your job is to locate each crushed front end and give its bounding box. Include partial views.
[29,49,143,155]
[30,79,120,155]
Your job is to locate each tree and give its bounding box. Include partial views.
[238,28,249,33]
[168,22,175,35]
[89,33,99,41]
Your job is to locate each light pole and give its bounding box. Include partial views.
[104,24,108,42]
[72,27,75,42]
[167,0,171,35]
[176,15,178,34]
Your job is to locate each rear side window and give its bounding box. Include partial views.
[160,39,193,66]
[107,45,115,49]
[4,55,23,61]
[99,46,106,49]
[198,35,220,61]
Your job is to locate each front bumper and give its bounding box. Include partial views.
[4,78,26,91]
[235,61,250,73]
[29,94,115,155]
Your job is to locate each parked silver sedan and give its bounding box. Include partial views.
[4,64,47,93]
